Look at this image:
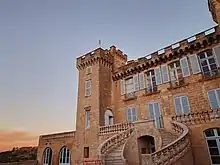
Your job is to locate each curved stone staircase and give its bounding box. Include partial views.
[98,126,134,165]
[158,129,178,148]
[98,121,190,165]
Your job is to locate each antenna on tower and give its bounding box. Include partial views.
[98,40,101,48]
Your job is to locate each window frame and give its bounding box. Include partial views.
[127,106,137,122]
[85,66,92,75]
[148,102,163,128]
[84,147,89,158]
[43,147,52,165]
[198,49,218,77]
[85,80,91,97]
[204,128,220,165]
[125,77,134,94]
[85,107,91,129]
[145,70,157,92]
[59,146,70,165]
[208,88,220,109]
[174,96,190,115]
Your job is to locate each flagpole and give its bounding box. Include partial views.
[99,40,101,48]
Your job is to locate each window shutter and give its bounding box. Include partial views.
[181,96,190,114]
[154,103,161,117]
[161,64,170,83]
[127,108,132,122]
[180,57,190,77]
[154,67,162,85]
[148,103,154,119]
[132,107,137,121]
[188,54,201,74]
[139,72,145,90]
[120,79,125,95]
[213,46,220,67]
[85,80,91,96]
[174,97,182,114]
[208,90,219,109]
[133,74,139,91]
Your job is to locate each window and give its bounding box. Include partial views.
[104,110,114,126]
[161,64,170,83]
[125,78,134,94]
[59,147,70,165]
[127,107,137,122]
[85,66,92,75]
[208,88,220,109]
[204,128,220,165]
[84,147,89,158]
[85,107,90,129]
[148,102,163,128]
[154,66,162,85]
[85,80,91,97]
[174,96,190,114]
[198,49,218,78]
[43,148,52,165]
[145,70,157,93]
[169,61,182,83]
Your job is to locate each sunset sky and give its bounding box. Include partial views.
[0,0,215,151]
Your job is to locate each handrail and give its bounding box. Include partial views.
[99,122,133,135]
[150,121,190,165]
[98,124,134,164]
[171,109,220,124]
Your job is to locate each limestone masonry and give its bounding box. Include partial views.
[37,1,220,165]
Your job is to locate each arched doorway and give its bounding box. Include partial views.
[204,128,220,165]
[59,146,70,165]
[104,110,114,126]
[137,135,155,155]
[43,147,52,165]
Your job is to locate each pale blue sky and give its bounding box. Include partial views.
[0,0,215,135]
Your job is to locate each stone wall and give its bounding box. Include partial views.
[37,131,75,165]
[187,121,220,165]
[123,120,161,165]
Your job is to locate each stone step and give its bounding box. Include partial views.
[105,155,122,160]
[159,129,179,148]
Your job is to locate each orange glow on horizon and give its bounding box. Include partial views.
[0,129,38,152]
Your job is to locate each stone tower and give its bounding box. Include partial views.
[74,47,127,164]
[208,0,220,24]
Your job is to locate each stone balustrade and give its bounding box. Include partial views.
[150,121,190,165]
[98,127,134,164]
[99,122,134,135]
[171,109,220,125]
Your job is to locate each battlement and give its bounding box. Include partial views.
[109,45,128,61]
[76,46,127,70]
[113,26,220,80]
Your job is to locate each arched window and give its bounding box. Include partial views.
[104,110,114,126]
[204,128,220,165]
[43,147,52,165]
[59,147,70,165]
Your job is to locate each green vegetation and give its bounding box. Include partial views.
[0,147,37,163]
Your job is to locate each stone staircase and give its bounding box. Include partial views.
[105,145,124,165]
[159,129,178,148]
[98,121,191,165]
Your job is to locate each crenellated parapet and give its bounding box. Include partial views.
[76,46,128,71]
[76,48,114,70]
[112,26,220,81]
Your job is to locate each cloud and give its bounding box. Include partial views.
[0,129,38,152]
